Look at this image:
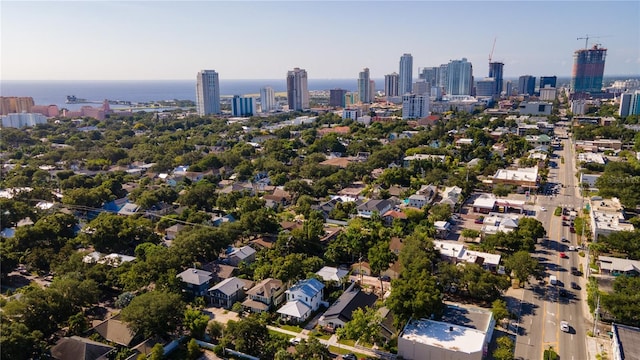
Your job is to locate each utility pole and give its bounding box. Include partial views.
[593,293,601,335]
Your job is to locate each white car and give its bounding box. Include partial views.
[560,321,570,332]
[290,337,301,345]
[540,207,547,212]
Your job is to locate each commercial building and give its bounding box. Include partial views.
[447,58,474,96]
[619,90,640,117]
[398,305,495,360]
[476,78,497,98]
[358,68,372,103]
[491,166,538,189]
[402,94,430,119]
[611,323,640,360]
[412,80,430,95]
[231,95,256,117]
[329,88,347,107]
[419,67,439,87]
[287,67,309,111]
[488,62,504,96]
[196,70,221,115]
[539,76,557,90]
[399,53,414,95]
[518,75,536,96]
[384,73,399,98]
[260,86,276,112]
[518,101,552,115]
[571,45,607,94]
[540,87,557,101]
[1,112,48,128]
[589,197,634,240]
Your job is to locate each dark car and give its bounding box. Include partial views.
[559,289,567,297]
[571,282,580,290]
[474,217,484,224]
[343,354,357,360]
[570,227,576,233]
[571,266,580,276]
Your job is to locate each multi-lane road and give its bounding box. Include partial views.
[514,127,588,360]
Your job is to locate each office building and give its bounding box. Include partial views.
[488,62,504,96]
[196,70,221,116]
[619,90,640,117]
[438,64,449,91]
[419,67,439,87]
[571,44,607,94]
[287,67,309,111]
[402,94,429,119]
[329,88,347,107]
[447,58,473,96]
[518,75,536,96]
[505,81,513,96]
[539,76,557,90]
[369,80,376,103]
[231,95,256,117]
[476,78,497,98]
[399,53,413,95]
[539,87,557,101]
[385,73,399,98]
[358,68,371,103]
[260,86,275,112]
[413,80,430,95]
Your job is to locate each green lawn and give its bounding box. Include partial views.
[316,333,332,340]
[338,339,356,347]
[280,324,303,333]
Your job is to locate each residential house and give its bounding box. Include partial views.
[277,278,326,323]
[312,198,342,220]
[434,221,452,238]
[382,209,408,226]
[416,184,438,202]
[164,224,185,240]
[92,314,138,347]
[118,203,140,216]
[50,336,114,360]
[351,261,372,276]
[227,245,257,267]
[378,306,398,342]
[208,277,253,309]
[439,186,463,209]
[433,240,502,272]
[318,283,378,330]
[263,188,292,209]
[408,194,429,209]
[316,266,350,285]
[481,212,521,235]
[242,278,285,313]
[176,268,213,297]
[202,261,237,283]
[357,199,393,218]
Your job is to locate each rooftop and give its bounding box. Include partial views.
[177,268,213,286]
[613,323,640,360]
[316,266,349,282]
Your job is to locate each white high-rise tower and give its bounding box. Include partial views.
[399,53,413,95]
[196,70,221,115]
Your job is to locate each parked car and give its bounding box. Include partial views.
[570,227,576,233]
[571,282,580,290]
[474,216,484,224]
[561,237,569,243]
[343,354,357,360]
[560,252,568,259]
[571,266,580,276]
[540,207,547,212]
[290,337,302,345]
[559,289,567,297]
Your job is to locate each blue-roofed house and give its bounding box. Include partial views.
[277,278,326,323]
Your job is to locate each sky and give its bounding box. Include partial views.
[2,1,639,81]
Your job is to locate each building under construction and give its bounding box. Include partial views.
[571,44,607,94]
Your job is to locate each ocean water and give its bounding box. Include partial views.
[0,79,364,109]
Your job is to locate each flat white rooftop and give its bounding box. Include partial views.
[401,319,486,354]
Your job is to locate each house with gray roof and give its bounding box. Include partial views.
[50,336,114,360]
[612,323,640,360]
[357,199,393,219]
[318,283,378,330]
[227,245,256,267]
[598,256,640,277]
[208,277,253,309]
[277,278,326,323]
[176,268,213,297]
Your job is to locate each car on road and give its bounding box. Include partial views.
[569,246,575,251]
[571,266,580,276]
[379,275,391,282]
[540,207,547,211]
[570,227,576,233]
[342,354,357,360]
[559,289,567,297]
[561,321,570,332]
[571,282,580,290]
[561,237,569,243]
[560,252,568,258]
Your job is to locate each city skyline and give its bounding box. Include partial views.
[2,1,639,81]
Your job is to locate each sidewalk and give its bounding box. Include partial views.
[267,325,379,358]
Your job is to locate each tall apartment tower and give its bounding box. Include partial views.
[287,68,309,111]
[619,91,640,117]
[518,75,536,95]
[260,86,276,112]
[231,95,256,117]
[369,79,376,102]
[419,67,439,87]
[329,88,347,107]
[196,70,221,115]
[488,62,504,96]
[447,58,473,96]
[539,76,557,90]
[401,94,430,119]
[437,64,449,92]
[358,68,371,103]
[399,53,413,95]
[571,45,607,94]
[385,73,399,97]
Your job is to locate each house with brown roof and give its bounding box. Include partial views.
[92,313,138,347]
[51,336,114,360]
[242,278,285,313]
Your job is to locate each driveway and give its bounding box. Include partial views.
[202,307,239,324]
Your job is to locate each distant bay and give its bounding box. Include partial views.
[0,79,363,109]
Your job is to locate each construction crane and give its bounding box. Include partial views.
[489,37,497,62]
[577,34,601,49]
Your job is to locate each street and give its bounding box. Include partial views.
[513,127,588,360]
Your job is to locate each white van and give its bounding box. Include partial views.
[550,275,557,285]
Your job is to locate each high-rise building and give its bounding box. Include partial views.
[571,45,607,94]
[412,80,430,95]
[260,86,275,112]
[518,75,536,96]
[619,91,640,117]
[419,67,439,87]
[358,68,371,103]
[329,88,347,107]
[505,81,513,96]
[196,70,221,116]
[402,94,429,119]
[539,76,557,90]
[488,62,504,96]
[287,68,309,111]
[369,80,376,103]
[437,64,449,92]
[447,58,473,96]
[385,73,399,98]
[399,53,413,95]
[0,96,35,115]
[231,95,256,117]
[475,78,496,98]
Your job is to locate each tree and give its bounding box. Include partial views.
[187,338,202,360]
[223,316,270,357]
[504,251,540,285]
[387,269,444,328]
[0,317,46,360]
[461,229,480,242]
[294,337,332,359]
[429,203,452,222]
[368,240,397,290]
[493,336,515,360]
[491,299,510,324]
[148,343,165,360]
[67,311,90,336]
[121,291,185,338]
[337,307,382,345]
[184,307,210,339]
[207,321,224,342]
